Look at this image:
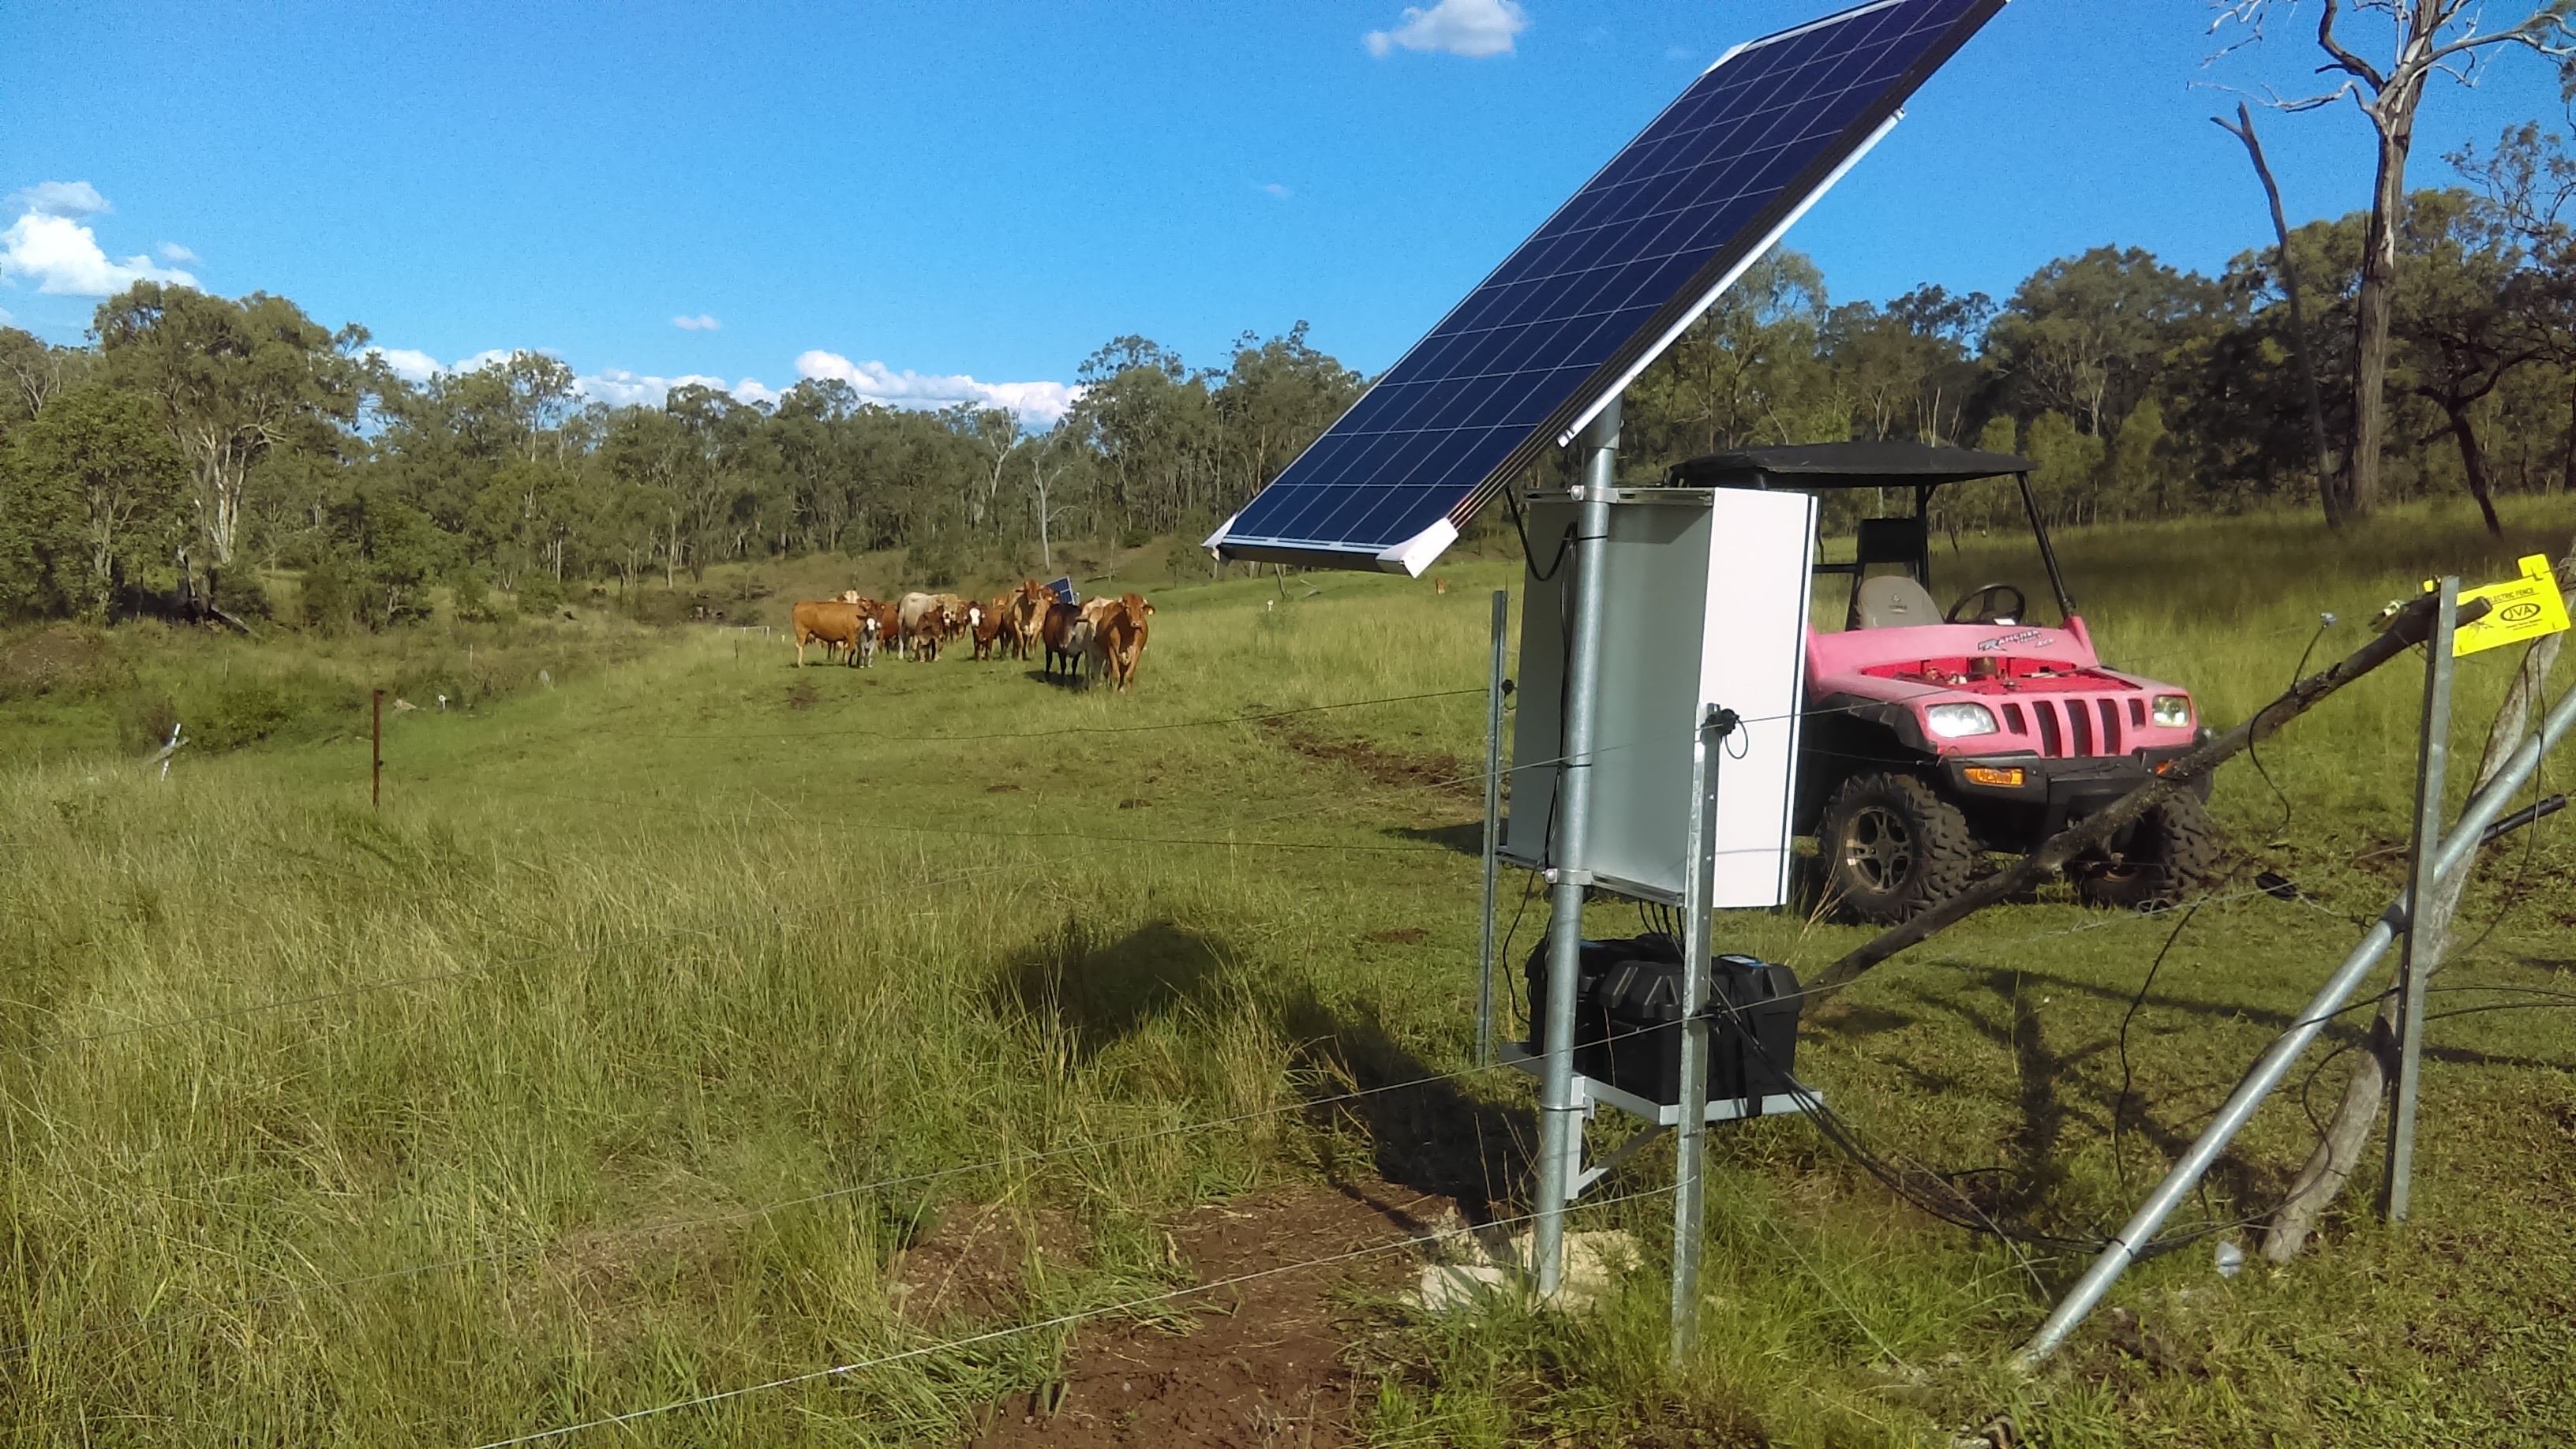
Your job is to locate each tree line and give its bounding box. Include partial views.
[5,130,2574,631]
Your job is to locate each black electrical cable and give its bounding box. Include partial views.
[1503,484,1578,584]
[2110,874,2241,1194]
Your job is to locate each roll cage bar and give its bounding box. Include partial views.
[1663,441,2076,623]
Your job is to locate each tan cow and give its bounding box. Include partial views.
[1004,579,1051,661]
[791,599,866,667]
[1086,593,1155,691]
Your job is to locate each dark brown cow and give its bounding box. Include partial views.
[1040,598,1090,680]
[971,593,1009,660]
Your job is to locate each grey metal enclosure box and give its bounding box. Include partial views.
[1504,486,1818,908]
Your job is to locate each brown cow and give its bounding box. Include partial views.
[1086,593,1155,691]
[791,599,866,667]
[865,598,899,662]
[971,593,1009,660]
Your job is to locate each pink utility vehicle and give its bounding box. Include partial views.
[1668,443,2217,923]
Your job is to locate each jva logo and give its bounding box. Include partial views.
[2501,601,2544,623]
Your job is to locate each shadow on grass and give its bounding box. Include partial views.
[1387,821,1484,856]
[1020,667,1090,693]
[1281,992,1530,1222]
[987,918,1230,1054]
[988,918,1533,1217]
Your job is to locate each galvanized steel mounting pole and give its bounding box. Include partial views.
[2015,672,2576,1368]
[1668,703,1724,1362]
[1533,398,1620,1297]
[1478,589,1511,1066]
[2385,577,2459,1222]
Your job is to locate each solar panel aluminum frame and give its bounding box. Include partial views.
[1204,0,2004,576]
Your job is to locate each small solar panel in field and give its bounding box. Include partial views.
[1204,0,2003,574]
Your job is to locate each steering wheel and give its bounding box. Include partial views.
[1945,582,2027,625]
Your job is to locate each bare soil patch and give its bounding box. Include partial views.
[896,1203,1088,1327]
[1268,726,1473,797]
[968,1178,1451,1449]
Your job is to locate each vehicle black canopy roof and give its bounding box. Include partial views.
[1661,440,2071,621]
[1664,440,2032,488]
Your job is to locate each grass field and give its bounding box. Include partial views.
[2,494,2572,1446]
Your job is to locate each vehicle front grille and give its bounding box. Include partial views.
[2003,696,2137,758]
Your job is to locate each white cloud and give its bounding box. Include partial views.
[575,367,778,409]
[1,209,198,296]
[795,350,1080,424]
[371,347,444,384]
[159,242,198,264]
[10,181,110,218]
[1260,182,1293,199]
[367,346,526,385]
[672,313,721,331]
[1365,0,1527,58]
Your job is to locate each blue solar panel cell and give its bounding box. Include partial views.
[1206,0,2002,572]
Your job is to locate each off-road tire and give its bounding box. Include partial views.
[1819,772,1979,925]
[2075,793,2221,912]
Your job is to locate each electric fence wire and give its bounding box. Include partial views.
[463,1182,1681,1449]
[17,611,2557,1363]
[16,862,2550,1361]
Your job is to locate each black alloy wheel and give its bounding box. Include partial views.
[1818,772,1978,925]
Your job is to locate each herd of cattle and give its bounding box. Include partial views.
[787,579,1155,690]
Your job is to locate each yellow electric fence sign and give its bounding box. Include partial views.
[2430,554,2572,657]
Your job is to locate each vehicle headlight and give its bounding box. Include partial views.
[2152,695,2192,729]
[1925,702,1999,739]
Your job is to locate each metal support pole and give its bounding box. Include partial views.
[1533,398,1620,1297]
[2016,673,2576,1368]
[1478,588,1510,1066]
[2384,577,2458,1222]
[372,689,384,810]
[1669,702,1724,1363]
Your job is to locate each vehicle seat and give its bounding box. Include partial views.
[1853,574,1941,629]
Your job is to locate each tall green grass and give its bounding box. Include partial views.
[0,497,2570,1445]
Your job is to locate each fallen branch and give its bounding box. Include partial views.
[1811,590,2488,994]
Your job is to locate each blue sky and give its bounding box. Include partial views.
[4,2,2568,421]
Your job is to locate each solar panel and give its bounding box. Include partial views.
[1204,0,2003,575]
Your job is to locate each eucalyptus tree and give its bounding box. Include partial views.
[4,383,187,616]
[93,283,363,603]
[1624,251,1833,461]
[1982,247,2217,441]
[1211,322,1365,504]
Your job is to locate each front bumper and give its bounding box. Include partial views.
[1939,743,2214,813]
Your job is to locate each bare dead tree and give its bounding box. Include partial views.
[2212,0,2576,519]
[2215,102,2342,525]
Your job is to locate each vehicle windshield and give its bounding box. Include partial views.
[1810,483,2067,631]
